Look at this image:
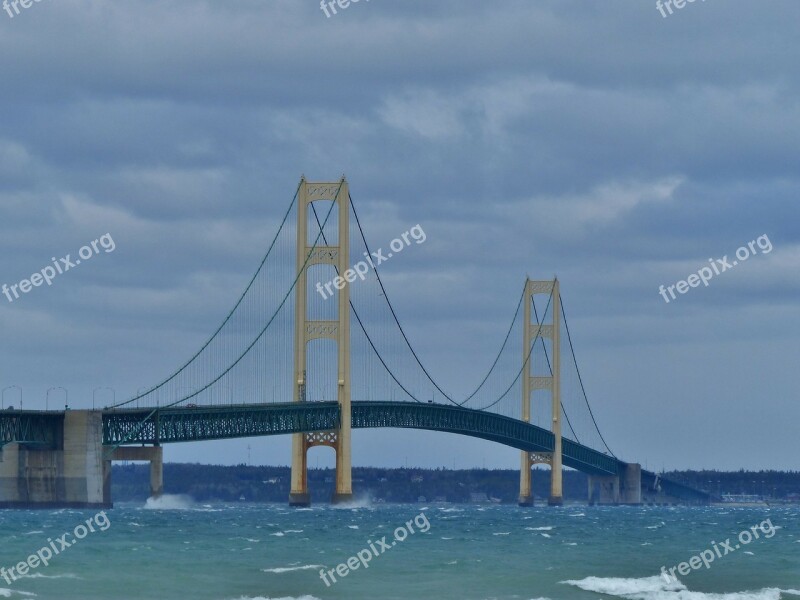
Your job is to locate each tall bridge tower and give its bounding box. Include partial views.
[289,177,353,506]
[518,278,563,506]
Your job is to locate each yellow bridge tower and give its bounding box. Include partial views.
[289,177,353,506]
[518,278,563,506]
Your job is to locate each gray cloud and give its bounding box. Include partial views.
[0,0,797,471]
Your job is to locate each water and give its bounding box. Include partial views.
[0,499,797,599]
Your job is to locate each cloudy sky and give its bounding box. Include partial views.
[0,0,797,474]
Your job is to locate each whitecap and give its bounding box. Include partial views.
[561,575,784,600]
[262,565,324,574]
[0,589,36,597]
[144,494,193,510]
[226,596,321,600]
[20,573,79,579]
[562,575,685,597]
[329,497,372,509]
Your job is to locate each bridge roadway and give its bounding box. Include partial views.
[0,402,709,502]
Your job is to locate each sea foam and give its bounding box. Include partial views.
[561,575,786,600]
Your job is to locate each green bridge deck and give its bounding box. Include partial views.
[0,402,711,502]
[99,401,621,475]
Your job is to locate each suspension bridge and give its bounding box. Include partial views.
[0,177,709,508]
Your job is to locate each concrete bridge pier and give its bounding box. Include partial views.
[0,410,111,508]
[108,445,163,498]
[588,463,642,505]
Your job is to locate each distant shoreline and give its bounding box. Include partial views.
[111,463,800,505]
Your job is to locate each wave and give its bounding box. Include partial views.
[525,526,554,531]
[0,588,36,597]
[19,573,79,580]
[561,576,786,600]
[143,494,193,510]
[262,564,324,574]
[226,597,321,600]
[329,497,372,509]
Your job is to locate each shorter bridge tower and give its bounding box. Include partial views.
[289,177,353,506]
[518,278,563,506]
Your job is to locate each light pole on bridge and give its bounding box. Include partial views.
[1,385,21,410]
[46,387,68,411]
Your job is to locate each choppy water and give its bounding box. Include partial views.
[0,498,797,599]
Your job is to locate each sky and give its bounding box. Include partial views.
[0,0,797,474]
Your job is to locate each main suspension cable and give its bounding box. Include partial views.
[560,295,616,457]
[109,181,302,409]
[348,192,526,407]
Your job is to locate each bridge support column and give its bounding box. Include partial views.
[289,436,310,506]
[150,447,163,498]
[588,464,641,505]
[619,463,641,505]
[518,452,533,506]
[290,177,353,506]
[108,445,164,498]
[520,278,563,507]
[588,474,619,505]
[0,411,111,508]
